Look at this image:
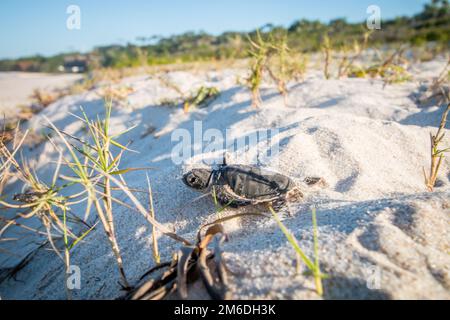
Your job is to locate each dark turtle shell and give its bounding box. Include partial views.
[215,165,296,201]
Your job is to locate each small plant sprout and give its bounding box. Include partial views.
[338,31,371,78]
[337,44,351,79]
[268,205,324,296]
[364,47,411,84]
[321,34,332,80]
[287,53,309,82]
[266,33,289,101]
[183,86,220,113]
[423,102,450,191]
[246,30,273,107]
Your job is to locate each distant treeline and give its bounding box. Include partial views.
[1,0,448,73]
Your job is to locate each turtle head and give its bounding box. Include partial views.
[182,168,213,191]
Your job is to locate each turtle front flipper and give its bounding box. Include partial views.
[286,186,304,202]
[214,185,252,208]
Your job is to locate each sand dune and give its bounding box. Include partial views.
[0,59,449,299]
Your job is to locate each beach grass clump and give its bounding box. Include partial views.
[44,99,191,289]
[183,86,220,113]
[319,31,412,84]
[284,53,309,82]
[0,124,97,298]
[266,32,308,103]
[337,32,371,79]
[321,31,373,80]
[31,88,60,108]
[45,99,156,288]
[359,47,412,84]
[321,34,332,80]
[423,102,450,191]
[0,128,71,246]
[246,30,303,107]
[417,58,449,107]
[1,99,192,296]
[63,100,134,287]
[246,30,274,107]
[266,32,290,100]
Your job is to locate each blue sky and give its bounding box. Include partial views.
[0,0,429,59]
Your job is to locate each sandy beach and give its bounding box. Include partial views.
[0,56,448,300]
[0,72,82,117]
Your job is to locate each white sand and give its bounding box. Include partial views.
[0,72,82,117]
[0,58,449,299]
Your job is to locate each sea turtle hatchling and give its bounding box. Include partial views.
[182,162,324,210]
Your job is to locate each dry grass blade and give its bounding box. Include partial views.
[311,207,323,296]
[196,212,267,244]
[322,34,331,80]
[0,216,53,238]
[105,172,191,245]
[122,255,178,300]
[213,235,229,288]
[124,223,232,300]
[0,125,30,194]
[0,127,29,173]
[246,30,272,108]
[197,224,230,300]
[176,246,195,299]
[146,173,160,264]
[265,32,300,104]
[198,239,223,300]
[418,58,450,107]
[424,102,450,191]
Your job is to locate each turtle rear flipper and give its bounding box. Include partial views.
[286,186,303,203]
